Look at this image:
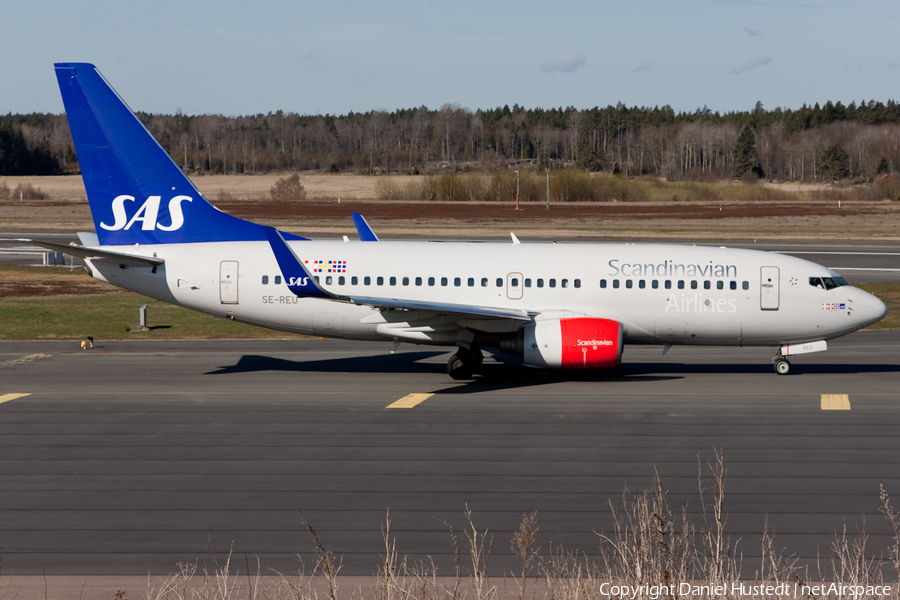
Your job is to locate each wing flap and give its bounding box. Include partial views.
[347,295,533,321]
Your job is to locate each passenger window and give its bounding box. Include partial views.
[665,280,672,289]
[351,276,358,285]
[468,277,475,287]
[275,276,282,285]
[402,277,409,286]
[561,279,568,288]
[313,276,319,284]
[730,281,736,290]
[652,280,659,289]
[496,278,503,287]
[537,279,544,288]
[638,280,645,289]
[262,275,269,285]
[415,277,422,286]
[716,281,723,290]
[338,276,345,285]
[677,280,684,289]
[364,276,371,285]
[703,281,710,290]
[390,276,396,286]
[428,277,435,286]
[613,279,620,289]
[377,276,384,286]
[481,278,488,287]
[441,277,448,286]
[454,277,461,286]
[511,277,519,286]
[524,278,532,287]
[600,279,607,289]
[690,280,698,290]
[549,279,556,288]
[625,280,633,289]
[574,279,581,288]
[742,281,749,290]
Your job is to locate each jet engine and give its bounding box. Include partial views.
[519,317,623,369]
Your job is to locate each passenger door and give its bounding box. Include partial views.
[220,261,239,304]
[760,266,779,310]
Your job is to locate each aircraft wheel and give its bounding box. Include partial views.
[773,358,791,375]
[447,353,474,380]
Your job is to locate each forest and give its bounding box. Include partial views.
[4,99,900,183]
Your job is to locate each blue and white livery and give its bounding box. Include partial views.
[27,63,888,378]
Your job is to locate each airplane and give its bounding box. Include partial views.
[25,63,888,379]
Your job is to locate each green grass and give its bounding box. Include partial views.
[0,293,296,341]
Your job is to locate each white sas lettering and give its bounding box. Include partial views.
[101,195,193,231]
[101,195,135,230]
[156,195,192,231]
[125,195,161,230]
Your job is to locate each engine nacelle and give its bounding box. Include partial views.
[523,317,623,369]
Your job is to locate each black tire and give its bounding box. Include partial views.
[447,353,474,380]
[773,359,791,375]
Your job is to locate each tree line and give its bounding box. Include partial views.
[4,99,900,181]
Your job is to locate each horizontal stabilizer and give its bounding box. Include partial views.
[20,239,164,268]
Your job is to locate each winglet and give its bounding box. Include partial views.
[511,232,521,245]
[264,226,338,299]
[352,212,379,242]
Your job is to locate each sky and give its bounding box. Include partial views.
[3,0,900,117]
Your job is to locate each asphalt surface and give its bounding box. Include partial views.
[1,334,899,577]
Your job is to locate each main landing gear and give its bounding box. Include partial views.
[447,346,483,380]
[772,354,791,375]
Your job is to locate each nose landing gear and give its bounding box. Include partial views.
[773,355,791,375]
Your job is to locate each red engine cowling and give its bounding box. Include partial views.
[522,318,623,369]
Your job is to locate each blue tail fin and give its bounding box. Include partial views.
[55,63,295,245]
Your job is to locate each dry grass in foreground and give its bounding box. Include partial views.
[134,451,900,600]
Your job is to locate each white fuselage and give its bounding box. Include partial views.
[83,240,887,349]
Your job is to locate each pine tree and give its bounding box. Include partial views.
[732,126,757,178]
[820,144,850,182]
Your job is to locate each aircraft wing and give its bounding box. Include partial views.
[346,295,533,320]
[19,239,165,268]
[264,226,532,321]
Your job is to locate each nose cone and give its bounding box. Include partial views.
[854,288,888,329]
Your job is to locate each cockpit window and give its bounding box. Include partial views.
[811,276,850,290]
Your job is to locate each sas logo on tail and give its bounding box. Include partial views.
[101,195,193,231]
[287,277,310,287]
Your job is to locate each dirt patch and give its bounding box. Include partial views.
[3,175,900,240]
[0,266,122,298]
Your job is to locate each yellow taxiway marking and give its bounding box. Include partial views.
[0,353,50,370]
[0,394,31,405]
[821,394,851,410]
[387,393,434,409]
